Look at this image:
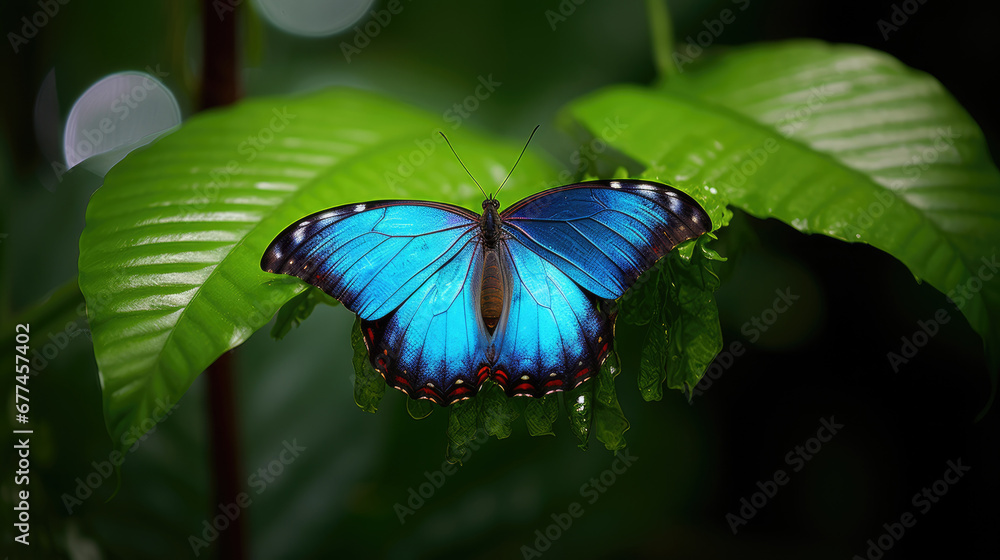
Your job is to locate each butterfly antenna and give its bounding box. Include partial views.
[439,132,489,200]
[495,124,540,199]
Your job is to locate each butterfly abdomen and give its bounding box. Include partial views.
[481,250,505,332]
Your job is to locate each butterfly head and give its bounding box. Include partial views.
[480,197,502,248]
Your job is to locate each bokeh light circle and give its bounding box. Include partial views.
[253,0,377,37]
[64,71,181,175]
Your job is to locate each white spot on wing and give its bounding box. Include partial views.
[354,203,367,212]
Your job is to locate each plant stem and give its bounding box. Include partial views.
[206,352,246,560]
[201,1,246,559]
[200,0,241,110]
[646,0,677,80]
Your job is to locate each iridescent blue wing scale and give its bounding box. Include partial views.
[491,179,712,397]
[362,237,491,403]
[261,201,479,321]
[500,180,712,300]
[490,239,614,396]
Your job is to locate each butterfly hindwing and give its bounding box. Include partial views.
[491,238,614,397]
[362,237,492,404]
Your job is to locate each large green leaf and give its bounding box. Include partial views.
[563,41,1000,403]
[78,88,560,449]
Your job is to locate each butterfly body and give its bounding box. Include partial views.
[262,180,711,405]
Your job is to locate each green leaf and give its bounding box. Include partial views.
[663,236,725,396]
[479,382,519,439]
[270,286,338,340]
[406,398,434,420]
[78,88,560,449]
[593,351,629,451]
[524,394,559,437]
[564,41,1000,405]
[446,397,482,464]
[352,316,385,413]
[637,313,671,402]
[565,382,593,450]
[620,226,726,400]
[618,266,664,326]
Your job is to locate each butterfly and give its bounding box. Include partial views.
[261,135,711,405]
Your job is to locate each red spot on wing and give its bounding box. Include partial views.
[512,382,535,394]
[446,386,474,401]
[393,375,412,389]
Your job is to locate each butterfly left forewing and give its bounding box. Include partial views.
[261,200,480,321]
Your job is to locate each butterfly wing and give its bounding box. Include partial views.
[362,236,492,404]
[492,180,711,396]
[261,200,489,404]
[491,240,615,396]
[261,201,479,321]
[500,179,712,300]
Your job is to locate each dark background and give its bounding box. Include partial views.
[1,0,997,558]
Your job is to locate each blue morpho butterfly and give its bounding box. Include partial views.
[261,130,711,405]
